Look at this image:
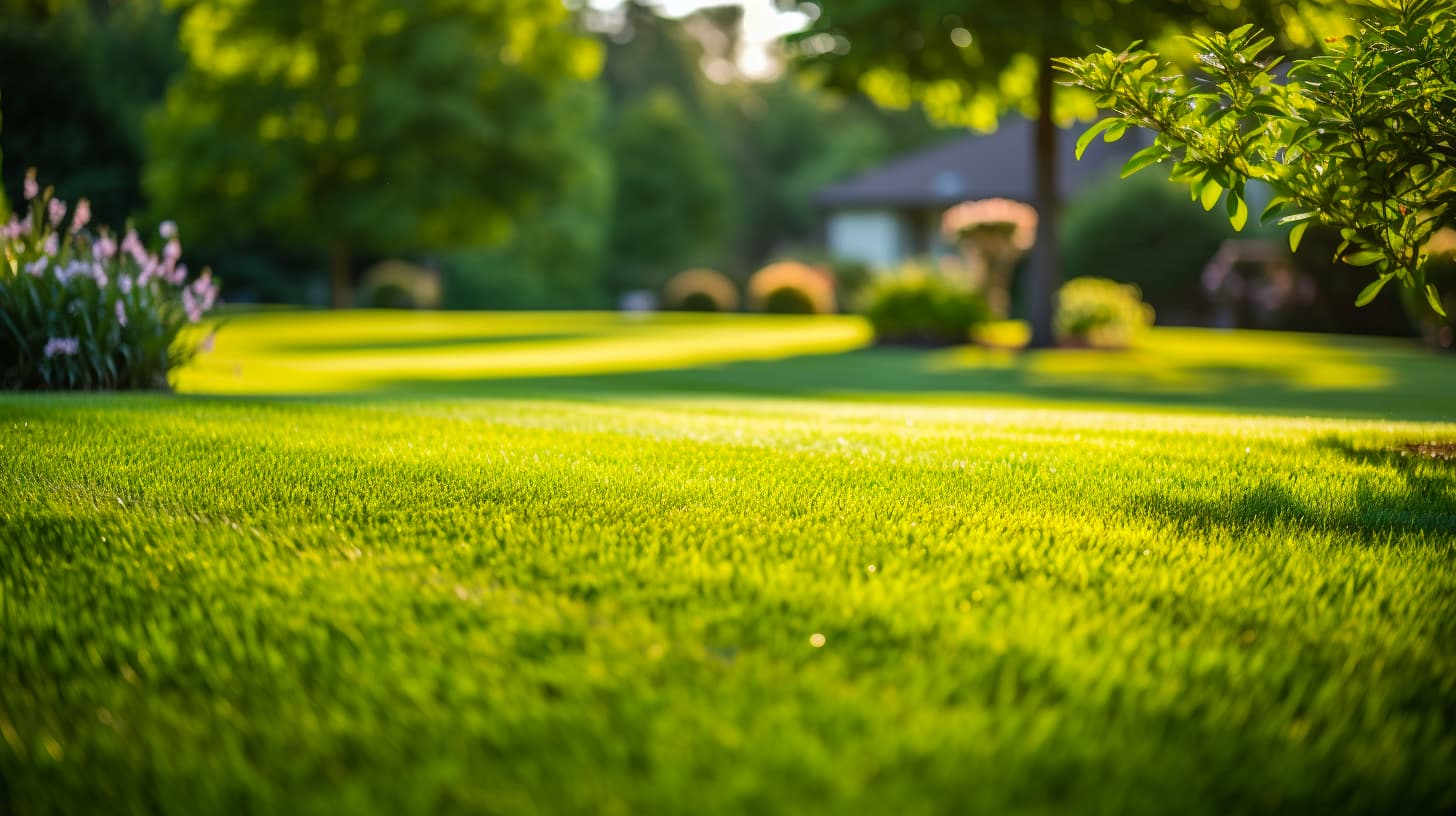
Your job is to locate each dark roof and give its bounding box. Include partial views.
[817,117,1143,209]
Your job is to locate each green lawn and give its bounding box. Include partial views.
[3,310,1454,815]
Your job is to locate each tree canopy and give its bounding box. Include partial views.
[604,89,734,295]
[145,0,603,307]
[1058,0,1455,315]
[0,1,179,225]
[791,0,1347,345]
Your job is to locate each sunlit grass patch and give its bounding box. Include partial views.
[3,311,1455,814]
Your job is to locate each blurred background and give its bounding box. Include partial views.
[0,0,1443,343]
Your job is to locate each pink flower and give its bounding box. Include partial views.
[170,262,188,286]
[120,229,146,265]
[138,259,159,287]
[26,258,48,277]
[163,238,182,264]
[91,262,108,288]
[23,169,39,202]
[71,199,91,233]
[183,288,202,323]
[119,274,133,295]
[43,337,79,358]
[115,300,128,328]
[43,233,58,257]
[57,260,89,284]
[93,235,117,262]
[48,198,67,227]
[942,198,1039,251]
[159,221,178,240]
[191,269,218,311]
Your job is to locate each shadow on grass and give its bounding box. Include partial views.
[1128,437,1456,541]
[335,344,1456,422]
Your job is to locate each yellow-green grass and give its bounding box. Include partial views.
[3,310,1455,815]
[177,309,1454,420]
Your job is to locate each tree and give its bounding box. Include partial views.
[1058,0,1454,315]
[603,89,734,295]
[440,83,613,310]
[145,0,603,307]
[0,1,180,224]
[791,0,1345,346]
[0,90,7,220]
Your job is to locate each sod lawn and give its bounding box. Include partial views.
[3,310,1454,814]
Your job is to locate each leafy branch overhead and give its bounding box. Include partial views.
[1057,0,1456,315]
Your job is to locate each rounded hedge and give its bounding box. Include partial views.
[747,262,836,315]
[862,266,991,346]
[663,268,739,312]
[1054,277,1155,349]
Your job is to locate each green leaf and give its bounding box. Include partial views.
[1355,274,1394,306]
[1343,249,1385,267]
[1260,197,1289,225]
[1289,221,1310,253]
[1199,180,1223,212]
[1076,119,1117,160]
[1120,144,1167,178]
[1277,211,1317,226]
[1426,284,1447,317]
[1226,193,1248,231]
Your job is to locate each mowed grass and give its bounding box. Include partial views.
[3,310,1455,815]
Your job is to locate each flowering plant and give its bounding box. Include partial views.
[941,198,1038,318]
[747,261,837,315]
[1,169,219,390]
[663,268,740,312]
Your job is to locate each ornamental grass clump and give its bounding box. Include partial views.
[1,169,219,390]
[1055,276,1154,349]
[747,261,837,315]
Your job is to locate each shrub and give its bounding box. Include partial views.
[1061,169,1235,322]
[1060,3,1456,314]
[862,262,990,346]
[662,268,739,312]
[358,260,441,310]
[1401,229,1456,350]
[1054,276,1154,349]
[767,248,874,310]
[0,170,218,390]
[747,261,836,315]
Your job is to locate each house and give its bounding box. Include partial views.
[817,117,1146,269]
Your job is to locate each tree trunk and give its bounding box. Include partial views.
[1026,48,1061,349]
[330,241,351,309]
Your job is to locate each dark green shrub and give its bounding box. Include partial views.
[769,248,873,309]
[1055,277,1154,348]
[358,260,439,310]
[748,261,836,314]
[680,292,718,311]
[762,286,817,315]
[862,265,990,346]
[368,283,415,309]
[1061,169,1233,324]
[1401,239,1456,350]
[662,268,739,312]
